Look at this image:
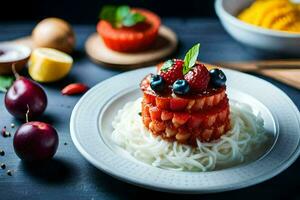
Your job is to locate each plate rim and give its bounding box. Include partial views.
[70,67,300,193]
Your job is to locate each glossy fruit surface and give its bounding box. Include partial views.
[184,63,210,93]
[150,74,165,93]
[61,83,88,95]
[13,121,59,162]
[5,77,47,119]
[209,68,227,87]
[159,59,184,85]
[173,79,190,95]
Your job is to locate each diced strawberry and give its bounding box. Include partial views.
[142,116,151,128]
[141,102,150,117]
[186,100,195,110]
[155,96,170,109]
[202,129,213,141]
[205,95,215,107]
[140,74,151,90]
[149,106,162,121]
[191,98,205,111]
[175,132,191,142]
[218,108,228,122]
[149,120,166,133]
[159,59,184,85]
[170,98,189,111]
[172,113,190,125]
[184,63,210,93]
[143,93,155,104]
[187,115,202,129]
[206,114,217,127]
[165,127,177,137]
[211,125,225,140]
[161,110,173,121]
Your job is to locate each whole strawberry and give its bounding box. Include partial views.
[158,59,184,85]
[184,63,210,92]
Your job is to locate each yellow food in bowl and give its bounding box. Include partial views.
[238,0,300,33]
[28,48,73,83]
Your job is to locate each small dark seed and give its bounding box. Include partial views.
[6,170,12,176]
[1,163,6,169]
[138,112,142,116]
[64,142,68,145]
[0,150,4,156]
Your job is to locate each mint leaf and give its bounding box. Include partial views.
[182,43,200,75]
[160,60,173,72]
[0,76,14,93]
[116,6,130,22]
[100,5,117,25]
[100,5,146,27]
[123,13,146,27]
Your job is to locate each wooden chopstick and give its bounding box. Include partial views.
[213,60,300,72]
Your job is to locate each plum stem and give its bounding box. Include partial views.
[12,63,20,80]
[26,105,30,123]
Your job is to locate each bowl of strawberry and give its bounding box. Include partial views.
[97,5,161,52]
[140,43,230,145]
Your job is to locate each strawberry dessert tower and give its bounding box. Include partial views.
[140,44,230,146]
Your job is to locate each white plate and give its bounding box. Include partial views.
[70,67,300,193]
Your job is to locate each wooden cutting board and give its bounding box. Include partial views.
[84,25,178,69]
[209,61,300,90]
[7,35,300,90]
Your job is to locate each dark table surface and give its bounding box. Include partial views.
[0,19,299,200]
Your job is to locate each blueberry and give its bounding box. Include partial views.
[173,80,190,95]
[150,75,165,92]
[209,69,227,87]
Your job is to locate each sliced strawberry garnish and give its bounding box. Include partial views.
[170,98,189,111]
[158,59,184,85]
[155,96,170,109]
[184,63,210,93]
[149,106,161,121]
[172,112,190,125]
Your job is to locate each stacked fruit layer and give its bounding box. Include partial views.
[140,75,231,146]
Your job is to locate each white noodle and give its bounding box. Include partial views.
[111,98,267,171]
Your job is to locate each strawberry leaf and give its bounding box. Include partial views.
[182,43,200,75]
[0,76,14,93]
[100,5,145,28]
[160,60,173,72]
[116,6,130,22]
[100,5,118,25]
[123,12,145,27]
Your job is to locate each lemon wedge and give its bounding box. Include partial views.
[28,48,73,82]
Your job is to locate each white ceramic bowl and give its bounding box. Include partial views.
[215,0,300,55]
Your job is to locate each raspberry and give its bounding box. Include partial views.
[184,63,210,92]
[158,59,184,85]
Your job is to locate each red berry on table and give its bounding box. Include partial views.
[158,59,184,85]
[184,63,210,93]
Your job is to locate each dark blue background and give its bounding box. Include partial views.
[0,0,216,23]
